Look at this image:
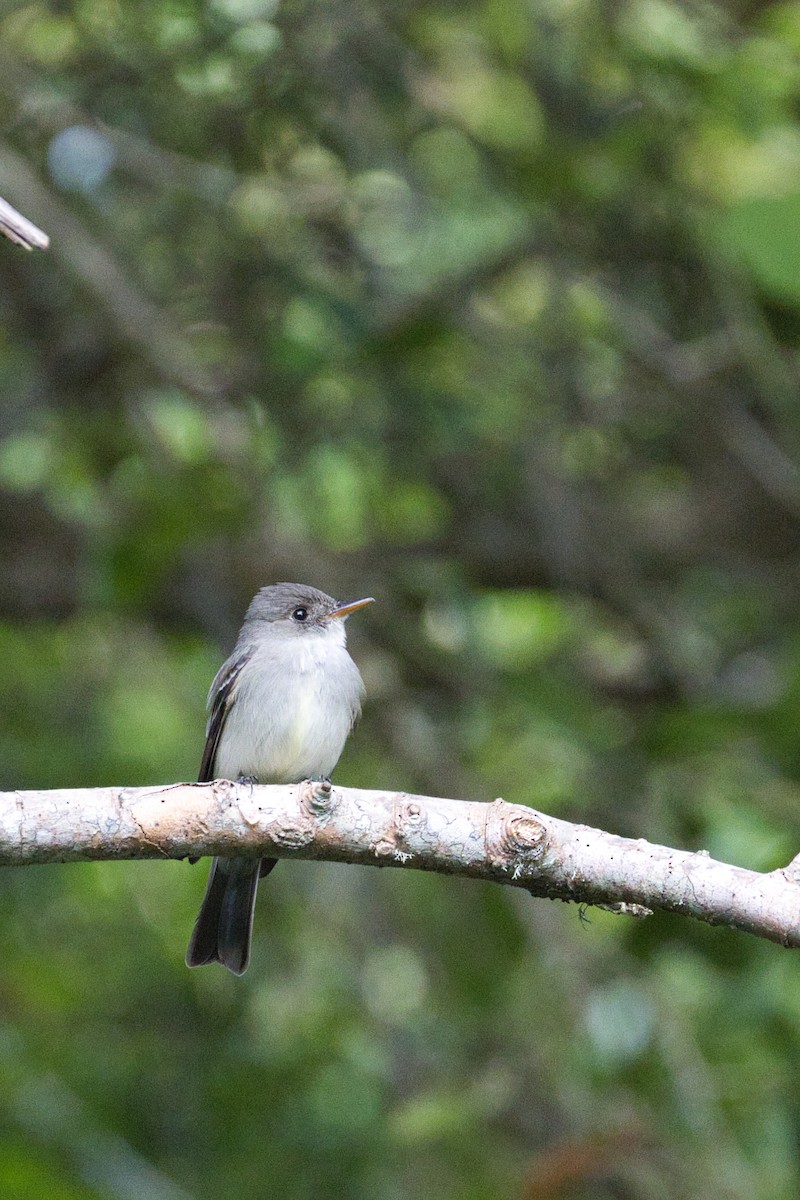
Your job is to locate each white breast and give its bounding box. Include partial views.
[213,631,365,784]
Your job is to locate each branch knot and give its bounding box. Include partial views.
[299,778,337,819]
[485,799,546,873]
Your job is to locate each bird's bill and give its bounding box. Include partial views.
[327,596,375,620]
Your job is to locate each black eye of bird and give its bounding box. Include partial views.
[292,606,308,622]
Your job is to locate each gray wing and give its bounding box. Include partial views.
[198,650,252,783]
[188,645,276,974]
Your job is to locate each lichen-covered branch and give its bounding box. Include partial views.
[1,780,799,947]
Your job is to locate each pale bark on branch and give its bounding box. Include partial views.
[1,780,799,948]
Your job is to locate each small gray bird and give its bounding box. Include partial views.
[186,582,374,975]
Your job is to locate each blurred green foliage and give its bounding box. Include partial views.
[3,0,800,1196]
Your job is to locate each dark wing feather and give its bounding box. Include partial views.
[188,645,276,974]
[198,650,252,783]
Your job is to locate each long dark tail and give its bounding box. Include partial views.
[186,856,277,975]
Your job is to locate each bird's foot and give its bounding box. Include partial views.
[235,774,257,800]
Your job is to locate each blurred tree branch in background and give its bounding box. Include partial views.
[3,779,800,951]
[0,190,48,249]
